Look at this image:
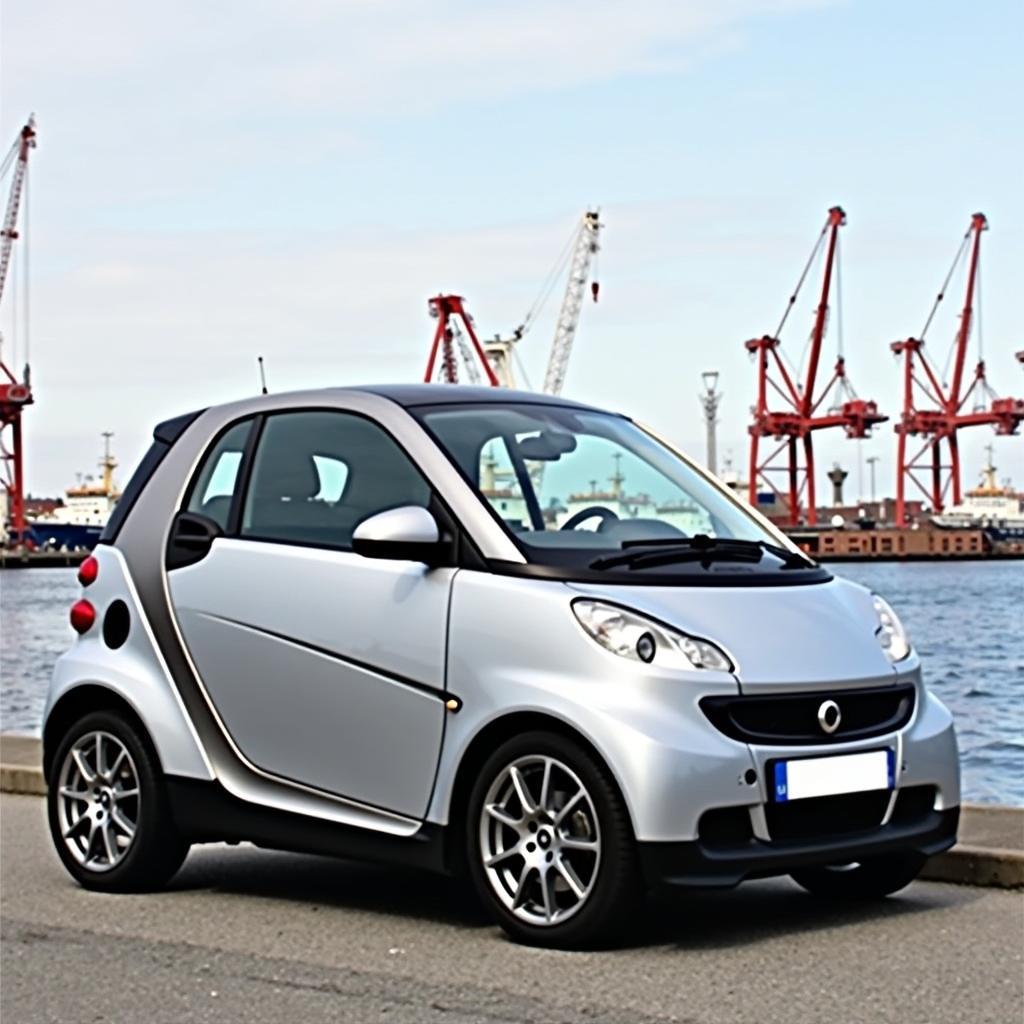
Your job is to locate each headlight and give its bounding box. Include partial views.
[873,594,911,662]
[571,599,733,672]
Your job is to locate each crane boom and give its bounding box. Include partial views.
[0,117,36,307]
[541,210,600,396]
[1,116,38,549]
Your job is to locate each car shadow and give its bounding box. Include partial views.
[169,843,981,950]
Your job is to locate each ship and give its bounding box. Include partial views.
[930,448,1024,542]
[28,434,120,551]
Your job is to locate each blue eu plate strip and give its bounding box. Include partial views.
[887,748,896,789]
[774,761,789,803]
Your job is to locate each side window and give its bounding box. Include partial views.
[241,411,431,549]
[186,419,253,531]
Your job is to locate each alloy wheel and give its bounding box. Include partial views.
[56,730,140,872]
[478,755,601,927]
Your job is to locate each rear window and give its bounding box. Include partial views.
[100,409,205,543]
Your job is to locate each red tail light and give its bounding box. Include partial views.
[78,556,99,586]
[70,599,96,634]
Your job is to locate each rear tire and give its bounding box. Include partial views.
[465,730,639,949]
[790,850,926,899]
[47,710,190,893]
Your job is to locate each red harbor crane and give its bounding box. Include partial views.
[1,116,37,548]
[891,213,1024,526]
[423,294,500,386]
[746,206,886,526]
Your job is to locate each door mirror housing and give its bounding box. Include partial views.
[352,506,446,564]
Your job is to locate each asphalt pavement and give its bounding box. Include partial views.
[2,793,1022,1024]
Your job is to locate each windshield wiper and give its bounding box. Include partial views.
[589,534,815,571]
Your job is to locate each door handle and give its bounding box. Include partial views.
[167,512,223,569]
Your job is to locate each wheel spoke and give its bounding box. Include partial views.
[108,748,127,781]
[83,820,100,862]
[509,766,537,815]
[100,821,117,864]
[113,787,140,800]
[539,758,553,812]
[553,788,584,827]
[71,748,96,784]
[94,734,105,778]
[540,867,556,922]
[484,845,520,869]
[555,855,587,900]
[63,812,91,840]
[59,786,89,801]
[558,835,597,851]
[485,803,522,830]
[511,867,533,910]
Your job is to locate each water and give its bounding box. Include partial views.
[2,562,1021,805]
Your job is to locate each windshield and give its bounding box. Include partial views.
[415,402,812,579]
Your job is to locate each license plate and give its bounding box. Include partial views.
[771,749,895,803]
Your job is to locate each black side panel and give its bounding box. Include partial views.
[166,777,450,874]
[101,408,206,544]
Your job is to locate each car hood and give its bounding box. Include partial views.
[567,576,899,691]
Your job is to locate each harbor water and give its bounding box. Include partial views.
[1,561,1021,805]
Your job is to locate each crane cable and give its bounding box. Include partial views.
[514,218,581,338]
[920,228,970,340]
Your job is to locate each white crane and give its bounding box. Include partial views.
[541,210,601,396]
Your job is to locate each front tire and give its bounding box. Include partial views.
[47,710,190,892]
[466,731,639,948]
[790,850,926,899]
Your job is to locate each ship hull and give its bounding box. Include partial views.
[27,522,103,551]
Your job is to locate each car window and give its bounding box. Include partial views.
[479,439,531,530]
[186,419,253,531]
[241,410,431,549]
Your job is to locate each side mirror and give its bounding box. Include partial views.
[352,506,446,565]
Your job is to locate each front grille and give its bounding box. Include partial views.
[700,683,916,746]
[766,790,891,842]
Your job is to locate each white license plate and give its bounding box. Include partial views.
[771,749,894,803]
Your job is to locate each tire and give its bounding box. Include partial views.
[47,710,190,893]
[465,730,639,949]
[790,850,927,899]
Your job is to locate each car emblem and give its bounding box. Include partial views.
[817,699,842,734]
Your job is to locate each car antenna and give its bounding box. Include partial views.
[257,356,269,395]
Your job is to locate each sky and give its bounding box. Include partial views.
[1,0,1022,503]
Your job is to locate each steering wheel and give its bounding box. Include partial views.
[560,505,620,531]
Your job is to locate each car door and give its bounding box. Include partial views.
[166,409,451,819]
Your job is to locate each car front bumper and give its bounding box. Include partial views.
[638,800,959,890]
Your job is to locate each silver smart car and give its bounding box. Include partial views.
[44,385,960,947]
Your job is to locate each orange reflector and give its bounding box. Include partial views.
[70,599,96,634]
[77,556,99,586]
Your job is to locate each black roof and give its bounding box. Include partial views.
[355,383,606,412]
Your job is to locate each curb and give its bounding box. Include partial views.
[3,760,1020,889]
[921,846,1024,889]
[1,763,47,797]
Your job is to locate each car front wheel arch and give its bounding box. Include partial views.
[446,711,636,871]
